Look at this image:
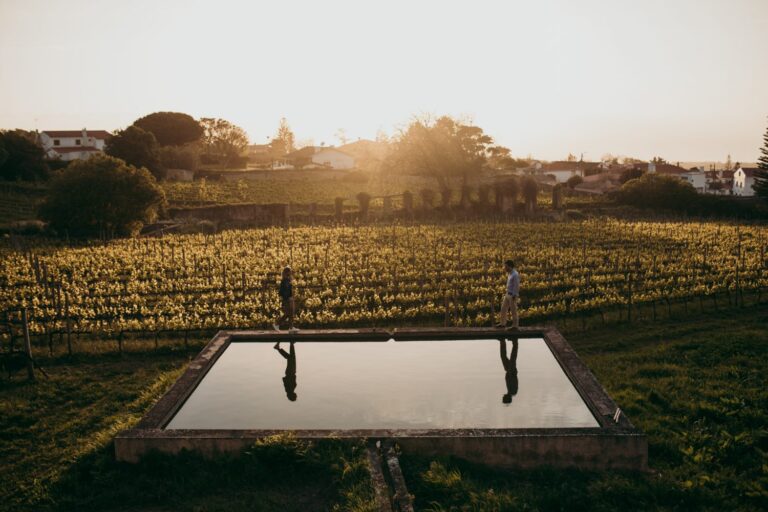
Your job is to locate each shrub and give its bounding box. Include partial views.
[615,173,698,211]
[225,154,249,169]
[0,131,49,182]
[566,175,583,189]
[620,167,645,184]
[158,145,199,171]
[521,176,538,211]
[356,192,372,217]
[39,155,166,237]
[420,188,436,208]
[105,126,164,180]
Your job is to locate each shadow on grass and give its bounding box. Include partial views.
[399,453,699,512]
[40,436,374,512]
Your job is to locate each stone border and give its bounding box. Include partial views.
[116,327,647,470]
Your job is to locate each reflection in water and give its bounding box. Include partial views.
[166,339,600,430]
[500,339,519,404]
[274,341,297,401]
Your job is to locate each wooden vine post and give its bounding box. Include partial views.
[22,309,35,382]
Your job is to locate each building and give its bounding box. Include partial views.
[573,168,624,195]
[733,166,760,196]
[285,146,356,170]
[682,170,707,193]
[535,161,601,183]
[39,129,111,161]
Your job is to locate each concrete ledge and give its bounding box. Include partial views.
[115,327,648,471]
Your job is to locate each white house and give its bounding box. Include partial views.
[39,129,111,161]
[285,146,356,170]
[310,148,355,169]
[682,170,707,193]
[536,161,601,183]
[733,166,760,196]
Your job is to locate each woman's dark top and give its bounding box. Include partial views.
[279,278,293,301]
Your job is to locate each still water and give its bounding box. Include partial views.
[165,338,599,430]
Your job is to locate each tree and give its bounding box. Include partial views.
[615,173,698,211]
[270,118,296,159]
[335,128,349,146]
[132,112,203,147]
[725,153,733,171]
[620,167,645,184]
[754,118,768,200]
[0,130,50,181]
[200,118,249,166]
[651,156,668,165]
[105,126,163,179]
[566,175,583,189]
[158,145,199,171]
[39,155,166,237]
[521,176,538,212]
[384,115,494,188]
[566,153,577,162]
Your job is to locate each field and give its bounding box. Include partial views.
[162,171,438,207]
[1,216,767,510]
[1,306,765,511]
[1,219,766,345]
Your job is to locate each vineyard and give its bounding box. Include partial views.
[1,219,767,352]
[162,172,436,207]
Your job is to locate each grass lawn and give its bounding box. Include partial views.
[0,347,375,512]
[1,309,766,511]
[400,307,768,511]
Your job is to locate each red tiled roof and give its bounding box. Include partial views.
[542,161,599,171]
[655,163,689,175]
[43,130,111,139]
[48,147,103,154]
[632,162,689,175]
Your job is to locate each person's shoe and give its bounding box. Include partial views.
[272,323,280,331]
[289,327,300,334]
[508,325,520,330]
[494,323,506,328]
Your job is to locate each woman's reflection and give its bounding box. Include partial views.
[499,338,519,404]
[274,341,297,401]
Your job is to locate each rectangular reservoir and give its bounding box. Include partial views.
[116,327,647,471]
[166,339,599,430]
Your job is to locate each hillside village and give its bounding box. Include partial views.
[25,126,762,197]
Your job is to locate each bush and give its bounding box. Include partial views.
[420,188,436,208]
[224,154,249,169]
[158,145,199,171]
[614,174,698,211]
[39,155,166,237]
[105,126,164,180]
[356,192,372,217]
[133,112,203,147]
[566,175,583,189]
[0,131,49,181]
[620,167,645,184]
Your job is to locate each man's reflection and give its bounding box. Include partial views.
[500,338,519,404]
[274,341,297,401]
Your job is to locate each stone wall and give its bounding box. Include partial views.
[168,203,290,225]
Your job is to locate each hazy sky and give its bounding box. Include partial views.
[1,0,767,162]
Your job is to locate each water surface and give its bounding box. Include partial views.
[166,338,599,430]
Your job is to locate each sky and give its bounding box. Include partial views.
[1,0,767,162]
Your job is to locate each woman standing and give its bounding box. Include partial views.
[275,266,296,331]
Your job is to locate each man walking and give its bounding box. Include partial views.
[496,259,520,329]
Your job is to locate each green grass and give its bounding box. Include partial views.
[399,308,768,511]
[2,310,766,511]
[0,346,376,512]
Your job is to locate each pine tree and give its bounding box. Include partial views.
[754,118,768,199]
